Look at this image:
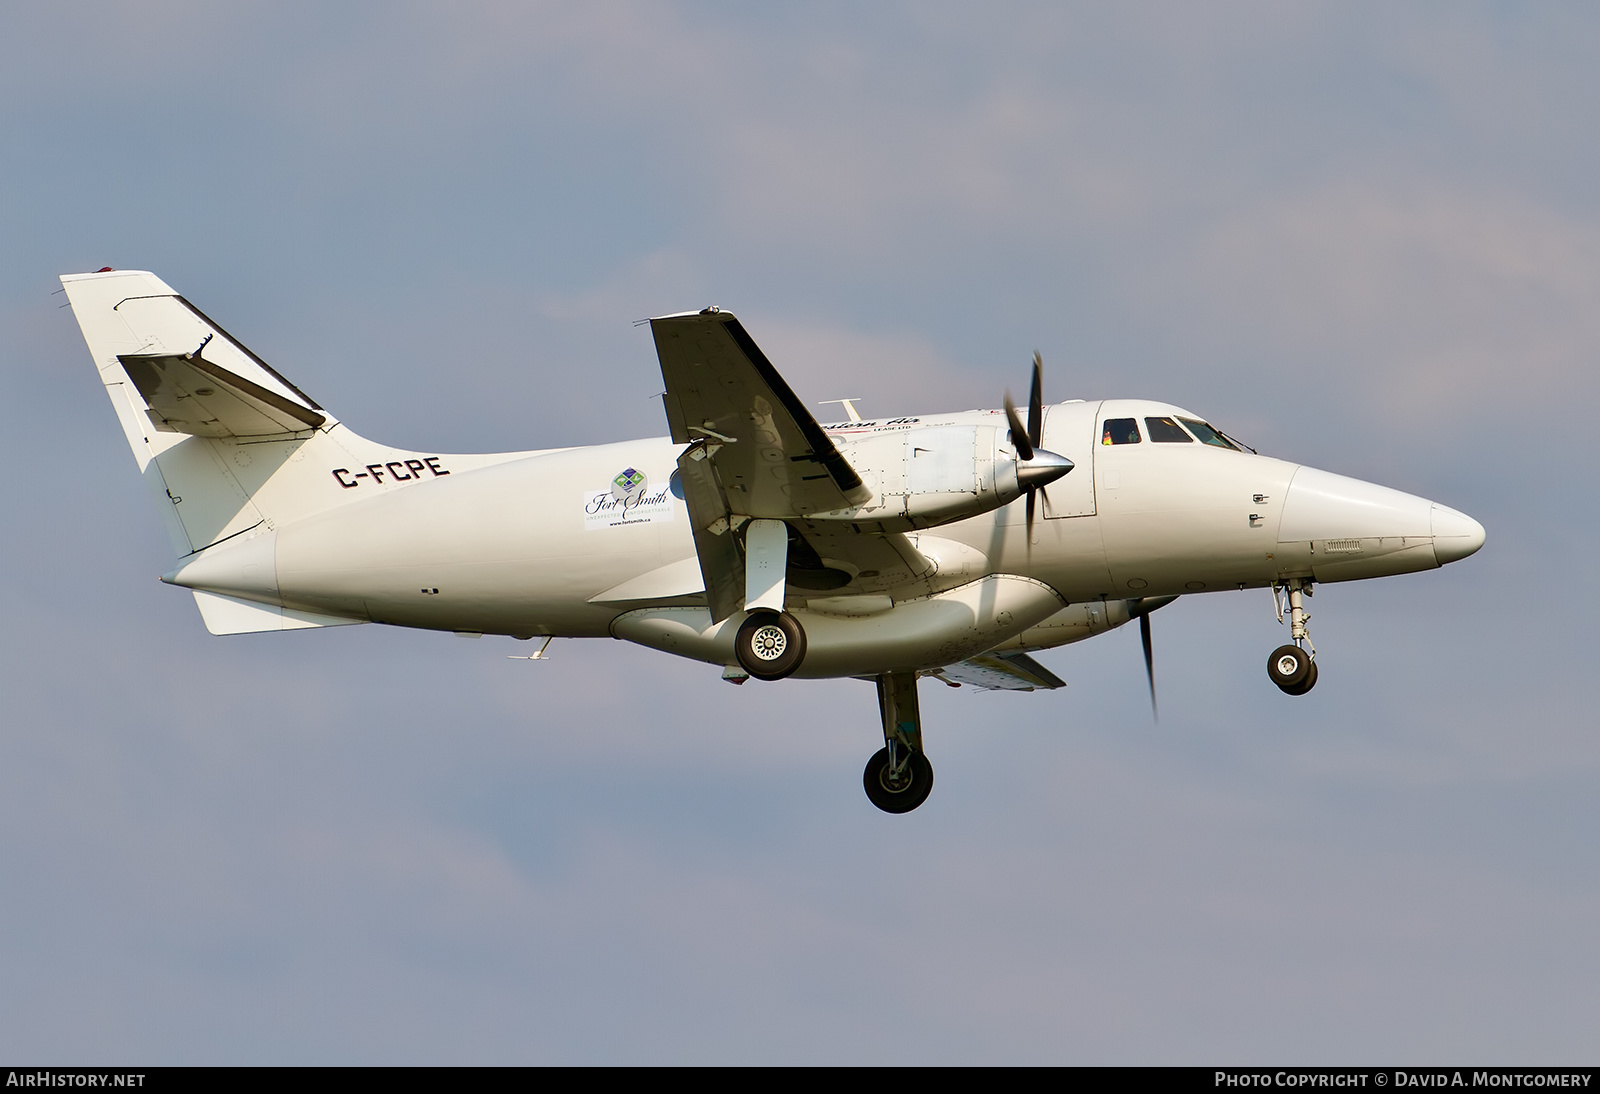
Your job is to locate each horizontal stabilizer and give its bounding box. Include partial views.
[192,591,366,635]
[589,556,706,604]
[937,650,1066,692]
[119,350,326,437]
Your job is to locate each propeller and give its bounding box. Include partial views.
[1003,352,1074,539]
[1129,596,1179,721]
[1140,612,1156,720]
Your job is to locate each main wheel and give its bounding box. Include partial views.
[1267,644,1311,691]
[1280,658,1319,695]
[734,610,806,680]
[863,747,934,814]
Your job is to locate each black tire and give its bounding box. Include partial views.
[1281,658,1319,696]
[1267,644,1311,691]
[863,747,934,814]
[734,610,806,680]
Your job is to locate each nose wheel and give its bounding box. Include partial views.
[1268,579,1319,694]
[1267,644,1318,694]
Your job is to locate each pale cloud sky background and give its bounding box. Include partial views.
[3,1,1597,1063]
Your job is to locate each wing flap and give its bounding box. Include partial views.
[675,444,746,622]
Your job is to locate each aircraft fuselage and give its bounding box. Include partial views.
[164,397,1482,676]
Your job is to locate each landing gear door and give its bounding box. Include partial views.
[1040,401,1100,518]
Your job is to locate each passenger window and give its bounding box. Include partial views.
[1145,416,1193,443]
[1177,418,1240,450]
[1101,418,1141,445]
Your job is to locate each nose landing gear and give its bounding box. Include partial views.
[1268,578,1319,695]
[1267,644,1317,694]
[863,671,934,813]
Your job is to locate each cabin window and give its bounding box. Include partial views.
[1178,417,1240,450]
[1145,416,1193,443]
[1101,418,1141,445]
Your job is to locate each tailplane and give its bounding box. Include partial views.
[63,269,345,559]
[62,269,526,634]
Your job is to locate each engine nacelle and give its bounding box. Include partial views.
[612,573,1066,678]
[808,419,1069,534]
[990,600,1137,653]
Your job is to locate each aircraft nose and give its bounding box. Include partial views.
[1280,467,1434,542]
[1431,504,1486,565]
[1279,468,1487,579]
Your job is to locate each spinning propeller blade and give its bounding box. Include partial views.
[1140,612,1157,721]
[1005,351,1069,540]
[1028,352,1044,452]
[1003,393,1033,461]
[1129,596,1179,723]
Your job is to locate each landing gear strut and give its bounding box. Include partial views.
[863,672,934,813]
[1268,578,1319,695]
[732,518,806,681]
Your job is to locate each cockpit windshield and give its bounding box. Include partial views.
[1145,416,1192,443]
[1177,417,1240,450]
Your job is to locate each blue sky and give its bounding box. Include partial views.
[4,2,1597,1062]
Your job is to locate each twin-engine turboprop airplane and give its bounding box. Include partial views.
[63,269,1485,813]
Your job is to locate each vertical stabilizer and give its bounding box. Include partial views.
[63,269,542,633]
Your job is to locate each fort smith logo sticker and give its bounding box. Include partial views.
[585,467,676,530]
[612,467,647,501]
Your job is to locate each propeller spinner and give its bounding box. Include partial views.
[1003,352,1075,536]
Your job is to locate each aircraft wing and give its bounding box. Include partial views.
[935,651,1067,692]
[650,310,871,518]
[652,310,930,621]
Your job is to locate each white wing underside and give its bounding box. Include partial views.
[935,651,1067,691]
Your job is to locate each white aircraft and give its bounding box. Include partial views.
[63,269,1485,813]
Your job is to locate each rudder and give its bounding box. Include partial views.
[62,269,337,557]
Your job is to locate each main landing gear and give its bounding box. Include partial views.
[734,609,806,680]
[731,519,808,681]
[727,608,933,812]
[1268,578,1319,695]
[863,672,934,813]
[728,608,931,812]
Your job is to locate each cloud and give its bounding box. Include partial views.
[1164,181,1600,415]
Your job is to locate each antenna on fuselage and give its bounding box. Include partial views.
[818,398,864,423]
[507,636,555,661]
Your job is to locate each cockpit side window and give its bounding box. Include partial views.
[1178,417,1241,450]
[1101,418,1141,445]
[1145,416,1193,443]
